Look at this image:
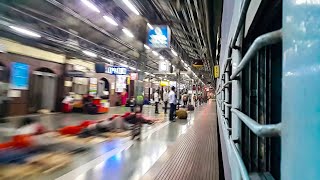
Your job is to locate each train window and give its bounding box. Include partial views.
[241,1,282,179]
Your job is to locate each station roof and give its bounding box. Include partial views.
[0,0,222,84]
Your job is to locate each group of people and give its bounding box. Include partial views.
[153,86,177,122]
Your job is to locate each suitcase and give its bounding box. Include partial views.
[187,105,195,111]
[176,109,188,119]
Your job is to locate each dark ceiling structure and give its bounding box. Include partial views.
[0,0,222,83]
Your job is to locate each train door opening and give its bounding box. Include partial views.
[0,63,9,119]
[29,68,57,113]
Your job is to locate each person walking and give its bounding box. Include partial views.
[136,94,144,113]
[183,93,188,106]
[154,90,159,114]
[169,86,176,122]
[163,89,168,114]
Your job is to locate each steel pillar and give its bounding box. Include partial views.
[282,1,320,179]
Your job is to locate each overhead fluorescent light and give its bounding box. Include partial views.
[122,0,140,15]
[129,66,136,70]
[150,74,155,77]
[171,49,178,56]
[119,63,128,67]
[152,51,159,56]
[81,0,100,13]
[9,26,41,38]
[147,23,154,29]
[159,56,164,60]
[122,28,134,37]
[103,16,118,26]
[144,44,150,50]
[101,57,114,63]
[137,69,141,72]
[82,50,97,58]
[144,72,150,75]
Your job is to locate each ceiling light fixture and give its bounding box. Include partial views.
[152,51,159,56]
[101,57,114,63]
[81,0,100,13]
[147,23,154,30]
[119,63,128,67]
[144,44,150,50]
[122,28,134,37]
[171,49,178,56]
[9,26,41,38]
[82,50,97,58]
[159,56,164,60]
[122,0,140,15]
[103,16,118,26]
[129,66,136,70]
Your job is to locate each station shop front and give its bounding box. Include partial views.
[0,38,135,116]
[0,45,65,116]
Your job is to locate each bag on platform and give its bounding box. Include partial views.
[187,105,195,111]
[176,109,187,119]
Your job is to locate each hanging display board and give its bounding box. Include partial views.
[130,73,138,80]
[158,60,170,72]
[147,26,171,49]
[106,66,128,75]
[10,62,29,90]
[169,81,177,88]
[214,65,220,78]
[160,80,169,87]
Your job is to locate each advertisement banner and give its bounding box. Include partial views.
[116,75,127,92]
[89,78,97,96]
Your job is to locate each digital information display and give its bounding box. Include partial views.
[10,62,29,90]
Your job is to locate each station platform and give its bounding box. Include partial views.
[0,102,220,180]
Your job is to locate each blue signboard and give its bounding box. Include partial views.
[147,26,171,49]
[105,66,128,75]
[10,62,29,90]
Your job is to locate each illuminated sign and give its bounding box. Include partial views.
[159,60,169,72]
[160,80,169,86]
[10,62,29,90]
[115,75,127,92]
[147,26,171,49]
[214,65,220,78]
[105,66,128,75]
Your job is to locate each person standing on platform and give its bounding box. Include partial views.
[163,89,169,114]
[121,89,128,106]
[154,90,159,114]
[169,86,176,122]
[136,94,144,113]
